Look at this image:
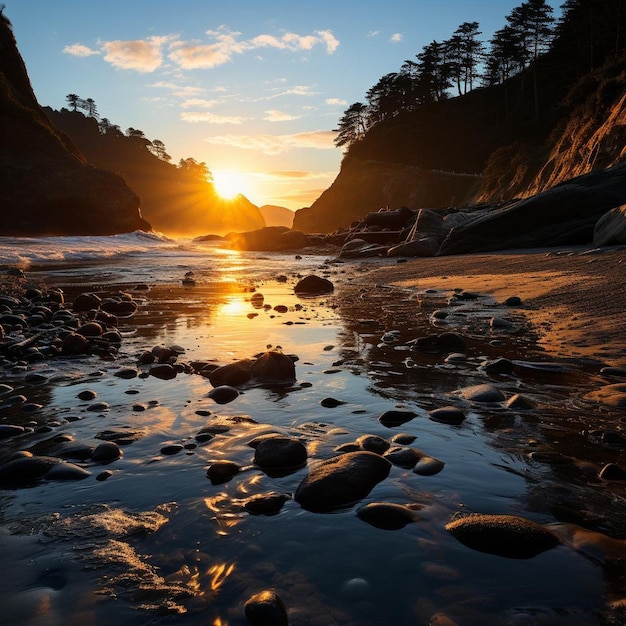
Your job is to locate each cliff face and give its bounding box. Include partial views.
[0,13,149,236]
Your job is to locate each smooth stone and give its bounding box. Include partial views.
[600,366,626,378]
[91,441,122,463]
[320,397,344,408]
[445,514,560,559]
[160,443,184,455]
[0,455,58,482]
[392,433,417,445]
[207,360,253,387]
[295,451,391,512]
[86,401,109,412]
[206,460,241,484]
[0,424,26,439]
[250,350,296,384]
[254,436,307,470]
[490,317,514,329]
[243,492,291,516]
[61,332,89,355]
[429,406,466,425]
[599,463,626,481]
[458,383,506,403]
[505,393,535,410]
[378,409,417,428]
[584,383,626,408]
[114,367,138,379]
[335,442,361,453]
[77,321,103,337]
[77,389,97,402]
[480,357,515,374]
[244,589,288,626]
[383,446,424,468]
[45,461,91,481]
[208,385,240,404]
[413,456,445,476]
[356,502,417,530]
[356,434,390,454]
[149,364,177,380]
[294,274,334,295]
[504,296,523,306]
[96,470,114,481]
[444,352,467,363]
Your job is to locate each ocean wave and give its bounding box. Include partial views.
[0,230,186,267]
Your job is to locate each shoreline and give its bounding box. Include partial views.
[352,245,626,365]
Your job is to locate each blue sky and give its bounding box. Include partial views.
[5,0,562,210]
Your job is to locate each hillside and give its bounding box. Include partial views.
[45,108,266,236]
[0,12,148,236]
[259,205,294,228]
[293,0,626,234]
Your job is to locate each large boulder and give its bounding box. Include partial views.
[388,208,446,257]
[0,14,149,235]
[439,163,626,255]
[593,204,626,246]
[225,226,310,251]
[294,451,391,512]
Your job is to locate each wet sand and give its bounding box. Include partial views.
[354,246,626,365]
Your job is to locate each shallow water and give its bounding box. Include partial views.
[1,234,625,625]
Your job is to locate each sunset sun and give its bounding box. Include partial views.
[213,170,245,200]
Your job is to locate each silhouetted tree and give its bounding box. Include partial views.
[415,40,452,102]
[446,22,484,95]
[84,97,98,119]
[65,93,80,112]
[365,72,418,125]
[334,102,369,148]
[149,139,172,162]
[178,157,212,183]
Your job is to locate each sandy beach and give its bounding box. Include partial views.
[355,246,626,366]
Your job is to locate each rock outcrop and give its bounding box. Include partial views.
[0,13,149,236]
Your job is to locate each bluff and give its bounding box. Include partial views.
[293,1,626,235]
[0,13,149,236]
[45,108,266,236]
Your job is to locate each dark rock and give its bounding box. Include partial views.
[208,360,253,387]
[356,434,390,454]
[593,203,626,246]
[383,446,423,468]
[294,275,334,295]
[73,293,102,312]
[45,462,91,481]
[356,502,417,530]
[61,332,89,355]
[445,513,560,559]
[91,441,122,464]
[254,436,307,471]
[77,389,97,401]
[295,451,391,512]
[208,385,240,404]
[0,424,26,439]
[244,589,288,626]
[458,383,506,403]
[206,460,241,484]
[320,397,344,408]
[378,409,418,428]
[428,406,466,425]
[392,433,417,445]
[114,367,138,379]
[149,364,177,380]
[480,357,515,375]
[505,394,535,410]
[77,321,103,337]
[413,456,445,476]
[414,332,466,353]
[599,463,626,481]
[504,296,523,306]
[244,492,291,516]
[250,350,296,384]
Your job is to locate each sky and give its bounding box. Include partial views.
[5,0,562,211]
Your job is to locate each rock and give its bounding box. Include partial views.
[599,463,626,481]
[61,332,89,355]
[387,237,441,257]
[149,364,177,380]
[320,397,344,408]
[356,434,390,454]
[414,332,466,353]
[45,461,91,481]
[207,360,253,387]
[383,446,423,468]
[208,385,240,404]
[206,460,241,484]
[480,357,515,375]
[294,451,391,512]
[413,456,445,476]
[73,292,102,312]
[378,409,418,428]
[250,351,296,384]
[505,393,535,410]
[584,383,626,408]
[593,203,626,246]
[244,589,288,626]
[445,513,560,559]
[458,383,506,403]
[294,275,334,295]
[244,492,291,516]
[254,436,307,471]
[356,502,417,530]
[114,367,138,379]
[160,444,184,455]
[0,455,90,483]
[77,321,103,337]
[0,424,26,439]
[91,441,122,464]
[429,406,466,425]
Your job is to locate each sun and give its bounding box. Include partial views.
[213,170,245,200]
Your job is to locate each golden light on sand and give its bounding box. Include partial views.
[213,169,247,199]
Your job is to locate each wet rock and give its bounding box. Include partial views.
[77,389,98,401]
[244,589,288,626]
[208,360,253,387]
[378,409,417,428]
[151,345,178,364]
[208,385,240,404]
[244,492,291,516]
[114,367,138,379]
[149,364,177,380]
[458,383,506,403]
[101,298,138,317]
[392,433,417,445]
[444,352,467,363]
[335,442,361,453]
[91,441,122,464]
[86,401,109,412]
[599,463,626,481]
[138,351,155,365]
[77,321,104,337]
[480,357,515,375]
[73,292,101,312]
[490,317,514,330]
[320,397,344,408]
[429,406,466,425]
[294,275,334,295]
[295,451,391,512]
[356,434,390,454]
[0,455,89,483]
[254,436,307,471]
[206,460,241,484]
[413,456,445,476]
[584,383,626,408]
[45,461,91,481]
[504,296,523,306]
[383,446,423,468]
[600,366,626,378]
[160,444,184,456]
[96,429,145,445]
[250,350,296,384]
[356,502,417,530]
[445,513,560,559]
[505,394,535,410]
[414,332,466,354]
[0,424,26,439]
[61,332,89,355]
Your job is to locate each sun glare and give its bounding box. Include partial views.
[213,170,245,199]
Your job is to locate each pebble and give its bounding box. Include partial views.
[208,385,240,404]
[206,460,241,484]
[428,406,466,425]
[356,502,417,530]
[244,589,288,626]
[378,409,417,428]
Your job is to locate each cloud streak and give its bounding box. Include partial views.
[63,43,99,57]
[204,130,336,155]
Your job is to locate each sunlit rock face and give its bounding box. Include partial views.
[0,13,149,236]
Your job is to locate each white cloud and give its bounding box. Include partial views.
[181,111,248,124]
[325,98,348,106]
[390,33,404,43]
[102,36,167,72]
[368,31,380,38]
[63,43,99,57]
[264,109,300,122]
[180,98,218,109]
[204,130,336,155]
[316,30,340,53]
[168,43,232,69]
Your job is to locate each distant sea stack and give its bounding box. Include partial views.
[0,11,150,236]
